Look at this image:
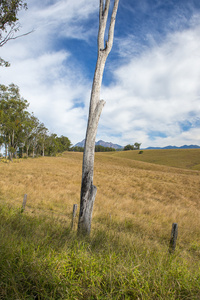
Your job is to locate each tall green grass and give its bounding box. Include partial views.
[0,203,199,299]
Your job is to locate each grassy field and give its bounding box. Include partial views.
[0,149,200,299]
[104,148,200,170]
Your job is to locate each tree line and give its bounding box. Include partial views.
[0,84,71,160]
[0,83,118,160]
[70,145,116,152]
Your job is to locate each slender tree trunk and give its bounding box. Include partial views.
[42,143,45,156]
[26,145,29,157]
[5,143,8,159]
[78,0,119,235]
[8,135,13,162]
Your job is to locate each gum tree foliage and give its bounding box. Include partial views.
[0,84,29,160]
[124,143,142,151]
[78,0,120,235]
[134,142,141,150]
[45,134,71,156]
[0,0,28,66]
[124,144,134,151]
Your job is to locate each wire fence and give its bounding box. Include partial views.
[18,193,186,253]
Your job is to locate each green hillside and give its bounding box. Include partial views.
[109,148,200,170]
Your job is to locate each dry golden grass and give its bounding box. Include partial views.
[0,153,82,217]
[0,150,200,256]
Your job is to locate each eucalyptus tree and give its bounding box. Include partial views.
[38,124,48,157]
[0,84,29,160]
[22,113,39,157]
[58,135,71,153]
[0,83,71,158]
[78,0,120,235]
[45,133,60,156]
[28,116,45,158]
[134,142,141,150]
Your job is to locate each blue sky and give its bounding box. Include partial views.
[1,0,200,147]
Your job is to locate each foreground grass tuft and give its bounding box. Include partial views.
[0,204,200,299]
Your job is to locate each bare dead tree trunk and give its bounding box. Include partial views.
[78,0,119,235]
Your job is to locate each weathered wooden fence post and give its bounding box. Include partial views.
[21,194,27,213]
[169,223,178,253]
[71,204,78,230]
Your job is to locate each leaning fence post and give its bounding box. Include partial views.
[71,204,78,229]
[21,194,28,213]
[169,223,178,253]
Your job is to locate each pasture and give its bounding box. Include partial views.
[0,149,200,299]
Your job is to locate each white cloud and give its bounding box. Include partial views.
[1,1,200,147]
[100,19,200,147]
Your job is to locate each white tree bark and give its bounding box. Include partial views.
[78,0,119,235]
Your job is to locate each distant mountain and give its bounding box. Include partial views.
[74,139,85,148]
[95,140,123,149]
[179,145,200,149]
[145,145,200,150]
[74,139,123,149]
[74,141,200,151]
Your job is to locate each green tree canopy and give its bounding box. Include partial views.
[134,142,141,150]
[0,0,27,29]
[0,83,29,160]
[124,144,134,151]
[45,134,71,156]
[124,143,142,151]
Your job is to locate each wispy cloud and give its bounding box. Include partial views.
[23,0,99,42]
